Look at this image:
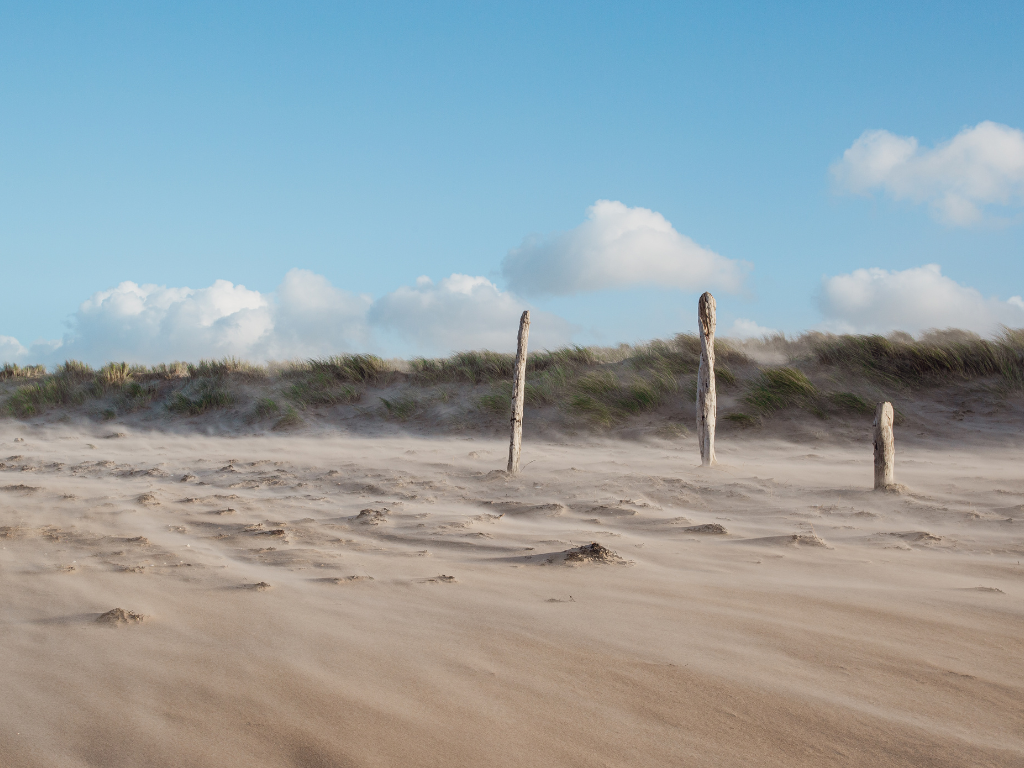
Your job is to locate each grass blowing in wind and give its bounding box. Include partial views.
[0,329,1022,430]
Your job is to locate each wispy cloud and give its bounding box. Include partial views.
[818,264,1024,335]
[725,318,779,339]
[831,121,1024,225]
[501,200,749,296]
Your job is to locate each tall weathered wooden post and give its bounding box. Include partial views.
[507,310,530,475]
[873,401,895,489]
[697,292,717,466]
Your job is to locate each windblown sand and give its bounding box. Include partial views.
[1,426,1022,767]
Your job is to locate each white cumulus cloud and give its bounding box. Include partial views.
[501,200,749,296]
[0,335,29,362]
[832,121,1024,225]
[1,270,570,366]
[818,264,1024,335]
[370,274,572,355]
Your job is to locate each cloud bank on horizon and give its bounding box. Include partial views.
[819,264,1024,336]
[832,121,1024,225]
[3,269,572,366]
[3,178,1024,367]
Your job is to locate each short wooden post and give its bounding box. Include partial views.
[873,401,895,489]
[507,310,530,474]
[697,292,717,466]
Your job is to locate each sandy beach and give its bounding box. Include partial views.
[1,423,1021,767]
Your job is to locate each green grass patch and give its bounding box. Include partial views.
[167,378,233,415]
[566,372,674,426]
[0,363,46,380]
[744,367,818,414]
[272,406,304,430]
[187,357,267,380]
[249,397,281,421]
[724,412,760,428]
[827,391,875,415]
[302,354,392,384]
[114,380,159,413]
[814,330,1024,387]
[380,395,419,420]
[286,373,361,408]
[410,351,515,384]
[6,377,88,416]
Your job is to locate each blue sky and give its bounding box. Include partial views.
[2,1,1023,363]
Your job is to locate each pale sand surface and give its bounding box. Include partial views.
[1,427,1022,767]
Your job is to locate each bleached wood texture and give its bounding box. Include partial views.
[697,292,717,466]
[873,401,895,489]
[507,310,531,474]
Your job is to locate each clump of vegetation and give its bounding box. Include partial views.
[286,375,360,408]
[567,372,674,427]
[188,357,267,380]
[4,361,96,416]
[410,351,515,384]
[249,397,281,420]
[95,362,134,390]
[380,395,419,420]
[529,345,601,371]
[814,330,1024,388]
[1,363,46,380]
[724,412,760,428]
[167,378,233,415]
[826,391,875,415]
[115,380,159,413]
[272,406,304,430]
[744,367,818,414]
[303,354,392,384]
[143,362,189,380]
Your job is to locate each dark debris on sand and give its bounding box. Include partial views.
[96,608,146,625]
[564,542,626,564]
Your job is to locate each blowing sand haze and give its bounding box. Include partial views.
[1,339,1023,766]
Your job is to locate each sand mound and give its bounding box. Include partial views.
[483,501,566,516]
[683,523,728,534]
[356,508,389,524]
[745,534,830,548]
[96,608,146,625]
[315,575,374,584]
[564,542,626,564]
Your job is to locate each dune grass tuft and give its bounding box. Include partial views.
[188,357,267,380]
[167,378,233,415]
[380,395,419,420]
[410,351,515,384]
[115,380,159,413]
[272,406,304,430]
[304,354,392,384]
[724,412,760,428]
[827,391,875,415]
[814,330,1024,388]
[744,367,818,414]
[1,363,46,380]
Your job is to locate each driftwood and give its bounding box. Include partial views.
[696,292,717,466]
[507,310,531,474]
[873,401,895,489]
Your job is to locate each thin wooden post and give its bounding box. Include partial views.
[873,401,895,489]
[507,310,530,474]
[697,292,717,466]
